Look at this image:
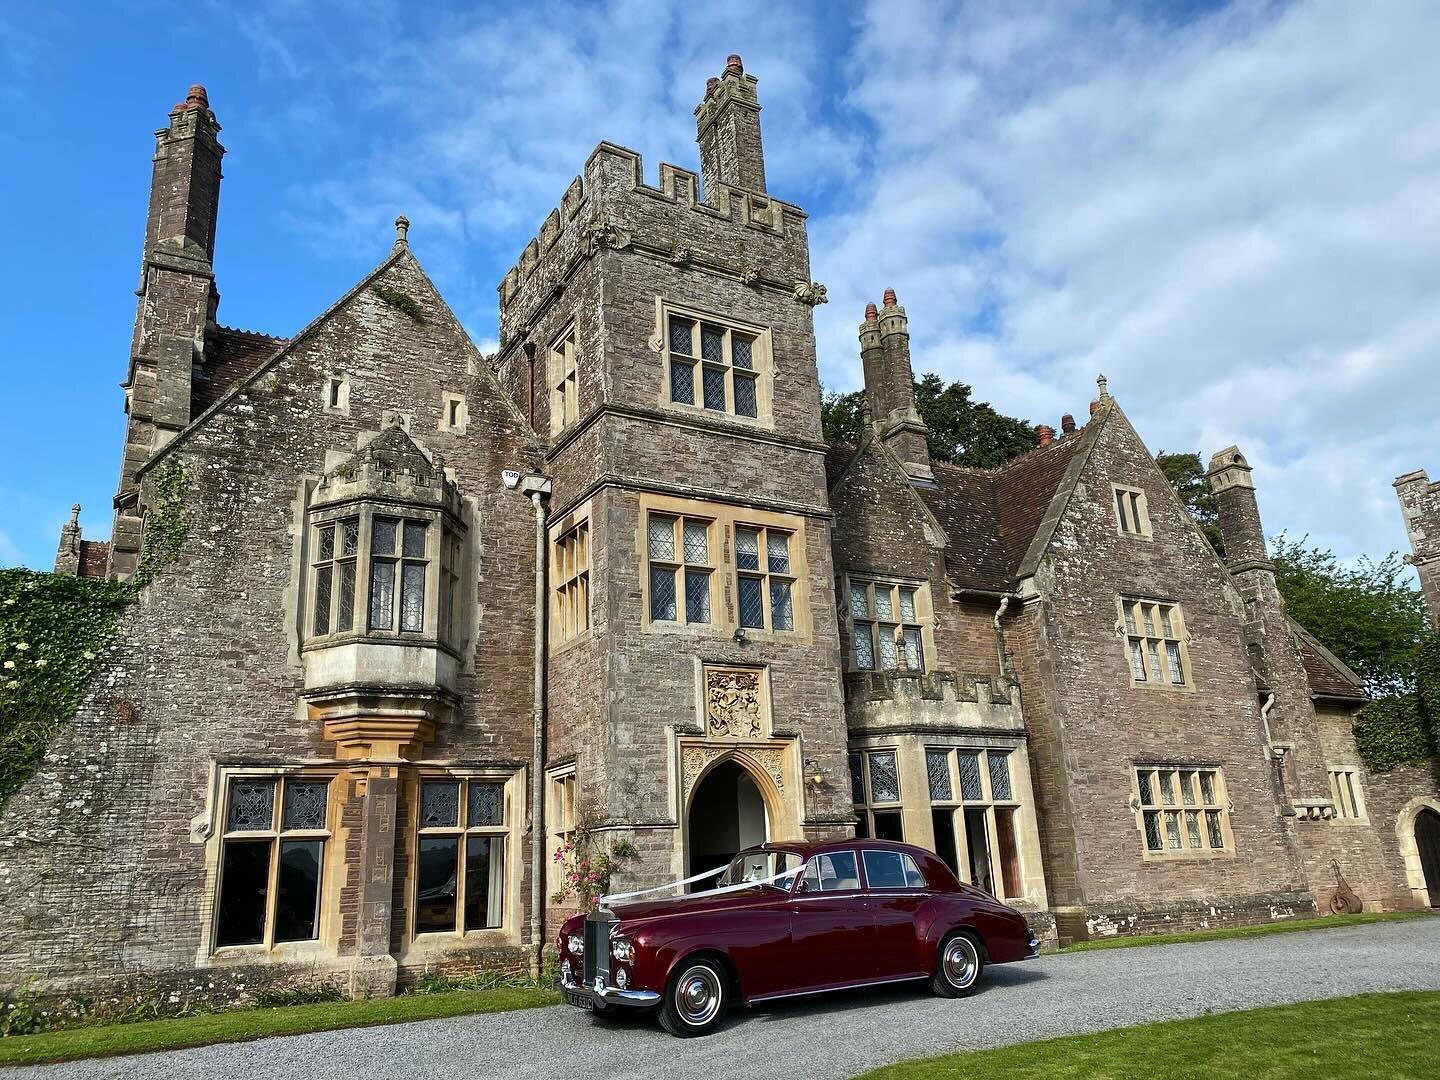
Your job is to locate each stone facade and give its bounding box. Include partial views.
[4,58,1437,1005]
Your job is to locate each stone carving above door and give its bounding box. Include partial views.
[704,666,767,739]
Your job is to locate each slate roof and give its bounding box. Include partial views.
[1292,622,1368,702]
[192,326,288,415]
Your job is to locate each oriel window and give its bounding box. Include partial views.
[215,776,331,949]
[370,518,430,633]
[311,518,359,637]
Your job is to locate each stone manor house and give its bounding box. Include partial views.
[7,59,1440,1001]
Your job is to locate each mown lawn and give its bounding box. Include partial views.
[1059,909,1432,952]
[0,986,559,1067]
[859,991,1440,1079]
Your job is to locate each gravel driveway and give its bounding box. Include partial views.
[14,918,1440,1079]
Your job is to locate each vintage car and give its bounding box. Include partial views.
[557,838,1040,1036]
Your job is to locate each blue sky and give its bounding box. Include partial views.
[1,0,1436,576]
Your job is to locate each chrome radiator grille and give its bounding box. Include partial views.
[583,912,614,986]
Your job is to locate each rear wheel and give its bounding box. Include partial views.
[931,929,985,998]
[658,958,728,1037]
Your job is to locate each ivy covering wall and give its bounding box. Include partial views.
[1354,634,1440,771]
[0,458,188,809]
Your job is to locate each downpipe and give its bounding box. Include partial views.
[529,487,549,977]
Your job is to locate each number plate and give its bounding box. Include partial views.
[564,989,594,1012]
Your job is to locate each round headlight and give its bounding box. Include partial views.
[611,937,635,964]
[567,933,585,957]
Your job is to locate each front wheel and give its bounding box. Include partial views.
[658,958,728,1037]
[931,929,985,998]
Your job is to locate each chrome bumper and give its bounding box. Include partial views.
[1022,927,1042,958]
[558,970,661,1009]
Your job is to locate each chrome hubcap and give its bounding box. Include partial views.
[675,965,722,1026]
[943,937,978,988]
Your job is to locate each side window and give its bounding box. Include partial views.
[900,853,926,888]
[861,849,907,889]
[801,851,860,892]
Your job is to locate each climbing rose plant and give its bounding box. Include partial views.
[551,821,639,910]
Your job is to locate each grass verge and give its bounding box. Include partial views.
[1059,909,1432,952]
[859,991,1440,1079]
[0,986,559,1067]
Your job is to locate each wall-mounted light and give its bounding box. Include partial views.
[804,759,825,788]
[733,627,747,644]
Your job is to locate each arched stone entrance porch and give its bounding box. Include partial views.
[1396,797,1440,908]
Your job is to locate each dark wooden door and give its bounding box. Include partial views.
[1418,808,1440,907]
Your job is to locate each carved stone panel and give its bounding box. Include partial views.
[704,666,767,739]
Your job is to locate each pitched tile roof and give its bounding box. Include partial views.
[193,326,288,415]
[919,434,1087,593]
[1291,622,1368,702]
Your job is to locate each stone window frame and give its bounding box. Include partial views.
[734,523,796,633]
[849,748,904,841]
[844,575,935,673]
[655,298,773,427]
[546,763,579,899]
[552,516,591,644]
[1132,764,1234,860]
[924,746,1024,900]
[409,770,521,942]
[305,502,463,656]
[637,494,811,642]
[646,511,716,628]
[439,391,468,436]
[1118,595,1193,691]
[323,372,351,416]
[209,769,338,957]
[1328,765,1368,822]
[1112,483,1153,539]
[549,322,579,436]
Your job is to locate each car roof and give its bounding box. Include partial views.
[747,838,929,860]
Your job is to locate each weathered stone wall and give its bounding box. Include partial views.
[1394,468,1440,626]
[1027,404,1310,925]
[0,252,545,994]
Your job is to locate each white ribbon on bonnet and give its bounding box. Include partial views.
[599,861,805,905]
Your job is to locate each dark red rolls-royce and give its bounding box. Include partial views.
[557,838,1040,1037]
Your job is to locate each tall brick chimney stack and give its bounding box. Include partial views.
[860,290,933,484]
[1394,469,1440,626]
[110,85,225,579]
[1207,445,1330,815]
[54,505,83,575]
[695,54,767,197]
[1207,446,1269,569]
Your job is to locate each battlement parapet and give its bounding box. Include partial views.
[496,142,810,330]
[843,669,1022,734]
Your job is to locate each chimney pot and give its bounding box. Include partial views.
[175,84,211,113]
[1037,424,1055,448]
[1061,413,1076,434]
[1089,400,1099,416]
[864,302,878,321]
[726,54,743,74]
[882,287,897,308]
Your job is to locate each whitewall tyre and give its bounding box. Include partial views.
[931,929,985,998]
[658,959,727,1037]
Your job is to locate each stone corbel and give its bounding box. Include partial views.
[584,218,631,256]
[741,266,762,286]
[792,281,828,306]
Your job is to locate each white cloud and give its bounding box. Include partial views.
[810,0,1440,564]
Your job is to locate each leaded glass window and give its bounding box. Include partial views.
[921,747,1025,899]
[851,749,903,841]
[848,578,928,672]
[735,526,794,632]
[848,753,864,804]
[1122,597,1188,686]
[646,514,712,625]
[664,310,765,420]
[868,751,900,802]
[367,516,431,635]
[1135,765,1228,856]
[216,775,331,950]
[311,516,359,639]
[926,751,953,801]
[552,520,589,643]
[416,776,510,935]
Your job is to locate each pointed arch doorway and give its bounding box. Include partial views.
[1417,807,1440,907]
[686,760,771,885]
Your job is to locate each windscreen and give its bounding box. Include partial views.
[717,849,803,888]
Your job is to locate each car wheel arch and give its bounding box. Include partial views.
[665,948,742,1003]
[935,923,987,971]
